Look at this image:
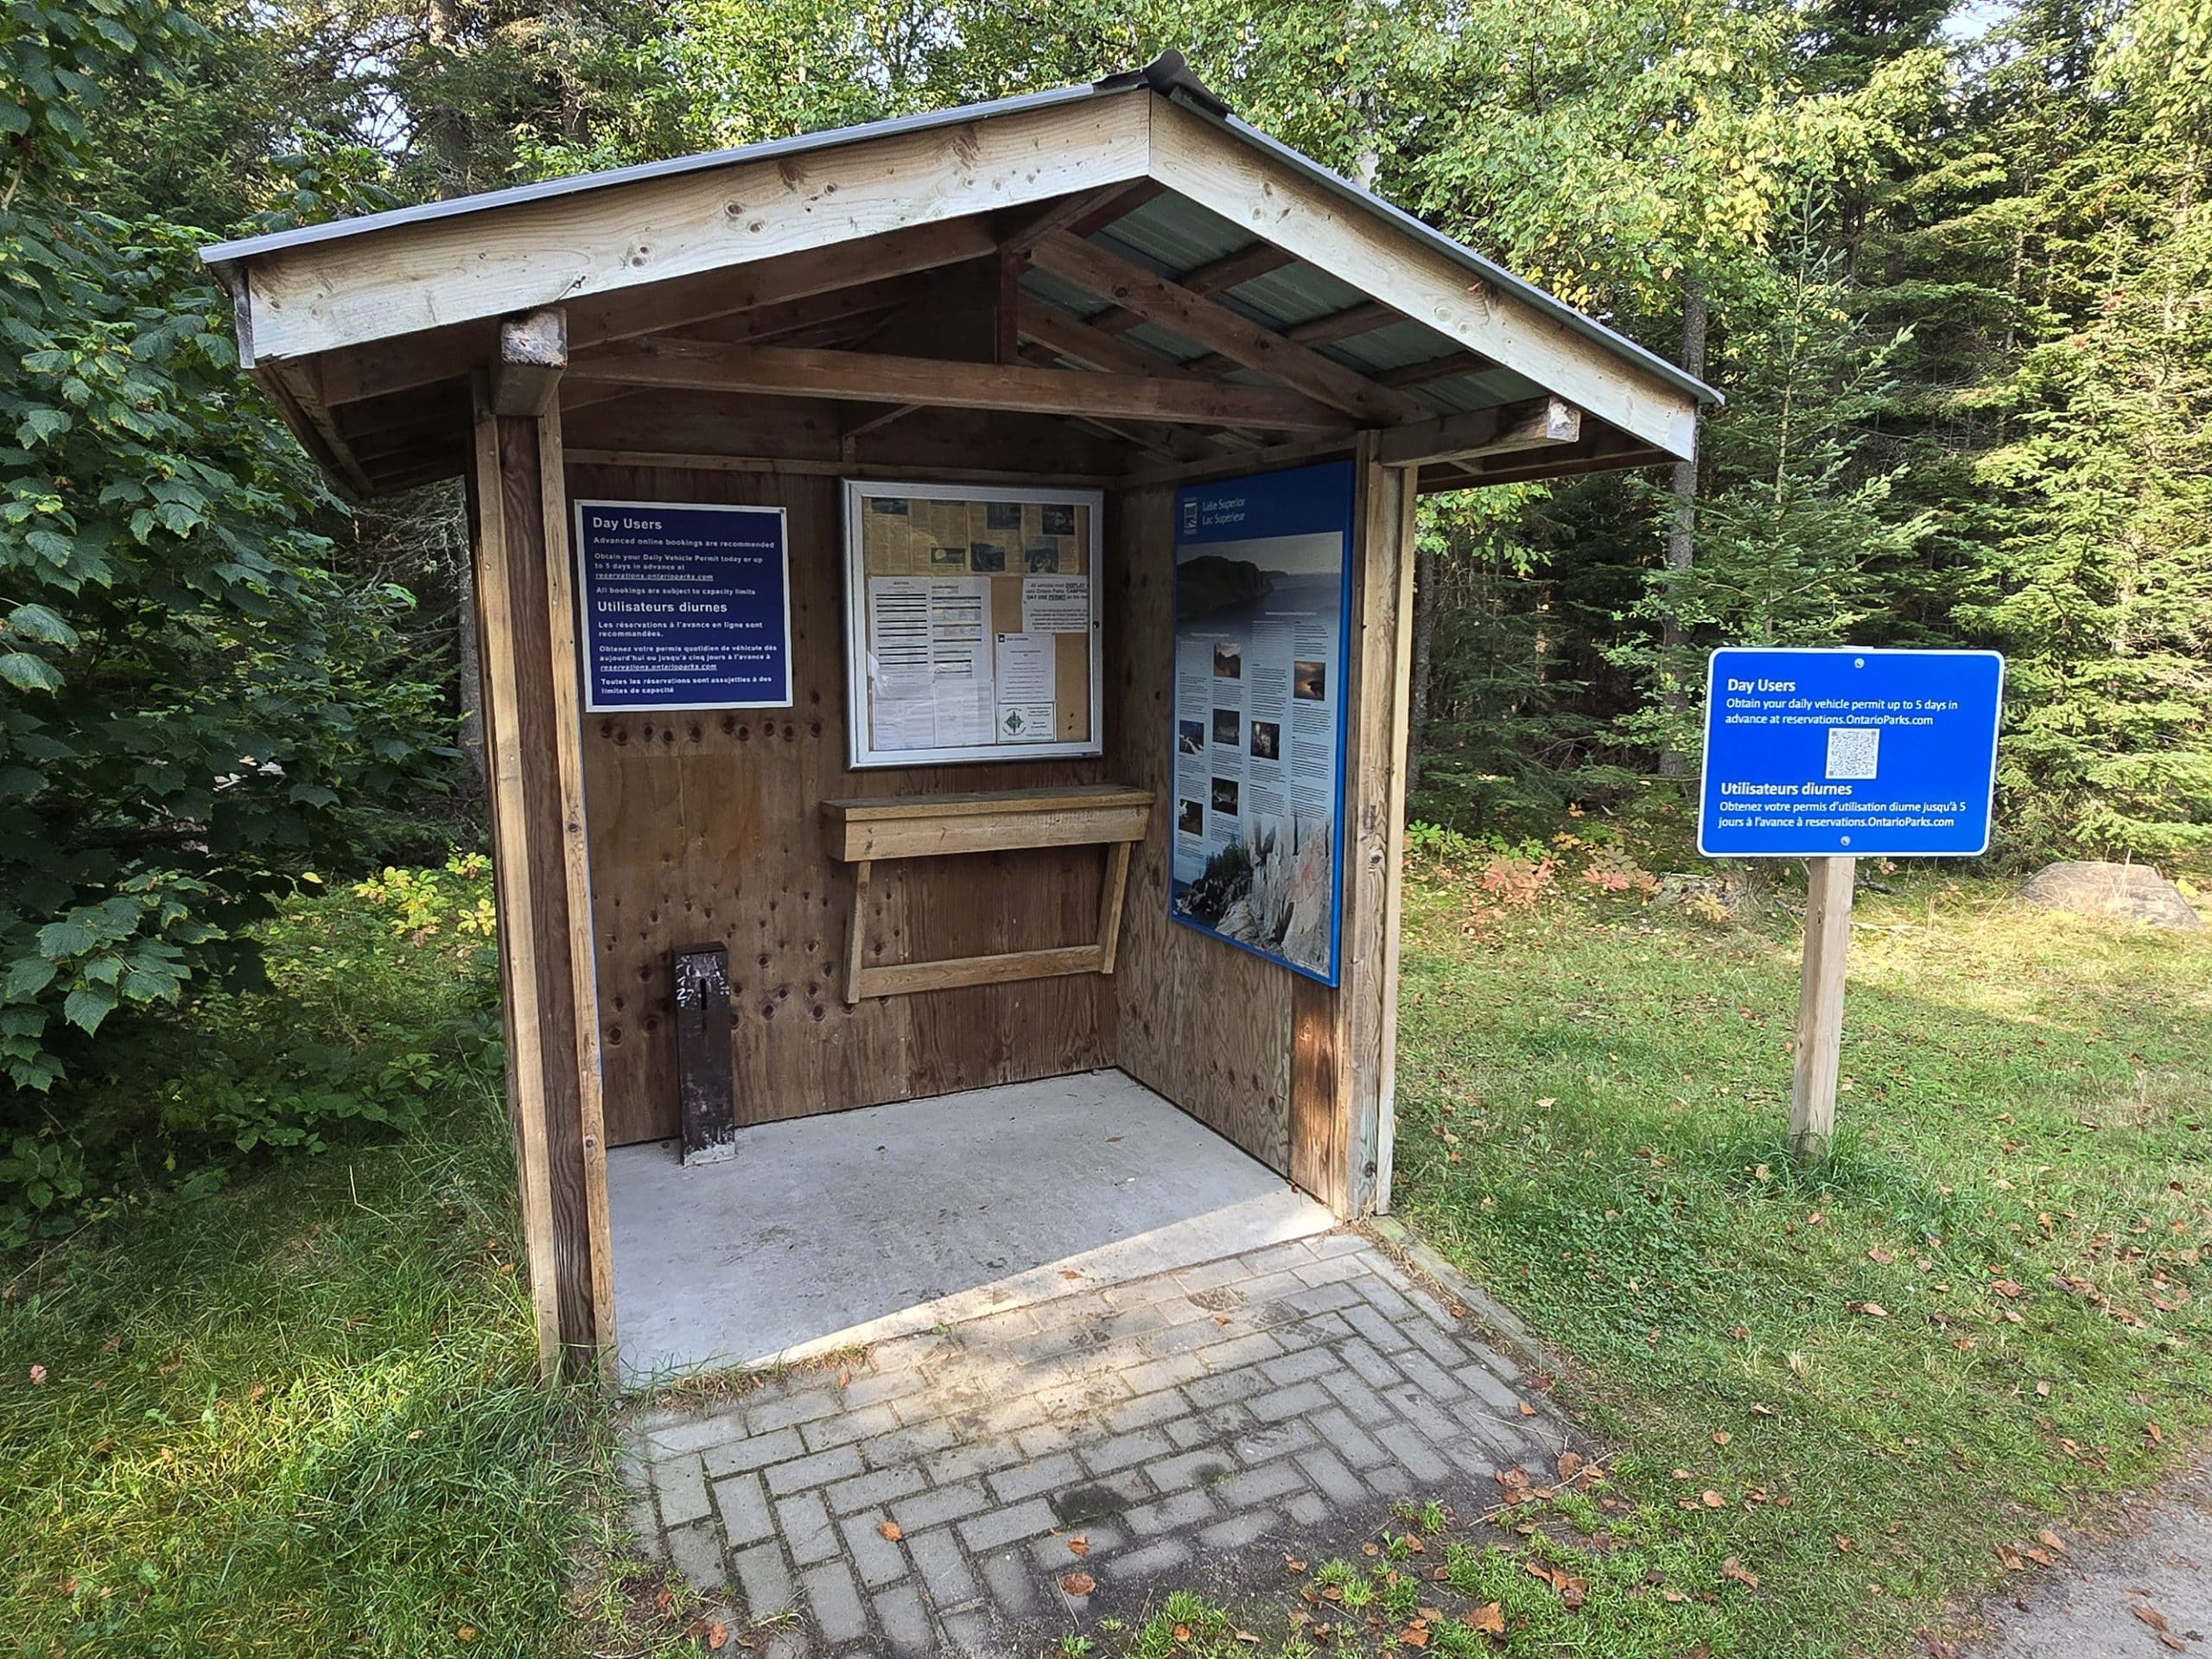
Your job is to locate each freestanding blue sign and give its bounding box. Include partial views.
[573,499,791,712]
[1699,647,2004,857]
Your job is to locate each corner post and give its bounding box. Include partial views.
[1290,435,1417,1217]
[1790,855,1855,1161]
[469,316,615,1379]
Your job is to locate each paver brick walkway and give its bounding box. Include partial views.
[622,1231,1567,1656]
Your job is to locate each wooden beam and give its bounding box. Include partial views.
[314,220,996,409]
[1179,241,1294,296]
[1375,352,1499,390]
[491,308,567,417]
[241,90,1154,362]
[563,448,1119,487]
[1377,395,1580,467]
[1148,96,1701,459]
[1285,301,1398,347]
[1032,231,1430,427]
[1017,296,1198,378]
[566,339,1354,433]
[1000,179,1162,258]
[1428,424,1669,488]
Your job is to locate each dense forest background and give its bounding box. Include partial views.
[0,0,2207,1140]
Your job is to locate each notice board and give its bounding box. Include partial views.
[842,480,1103,768]
[1699,646,2004,856]
[1167,461,1353,986]
[573,499,792,711]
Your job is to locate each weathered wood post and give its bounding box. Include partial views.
[1789,855,1855,1161]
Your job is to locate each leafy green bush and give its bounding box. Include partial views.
[1,857,500,1248]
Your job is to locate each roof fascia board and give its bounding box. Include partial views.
[1146,96,1710,461]
[232,86,1154,365]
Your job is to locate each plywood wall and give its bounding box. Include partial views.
[1104,482,1295,1176]
[569,461,1115,1147]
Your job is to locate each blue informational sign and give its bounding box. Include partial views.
[1168,461,1354,986]
[574,499,791,712]
[1698,647,2004,857]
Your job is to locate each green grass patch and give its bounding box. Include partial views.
[1089,846,2209,1658]
[0,874,689,1657]
[1390,856,2212,1653]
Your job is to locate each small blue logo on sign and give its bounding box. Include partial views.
[1698,648,2004,857]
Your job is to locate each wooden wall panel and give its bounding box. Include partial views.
[569,461,1115,1147]
[1105,482,1294,1175]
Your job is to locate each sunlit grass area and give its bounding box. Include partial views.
[1091,842,2211,1658]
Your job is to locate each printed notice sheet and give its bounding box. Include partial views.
[843,484,1103,766]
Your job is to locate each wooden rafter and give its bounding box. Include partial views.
[1377,395,1580,467]
[567,338,1354,433]
[1016,296,1198,379]
[1031,232,1428,427]
[1009,342,1213,465]
[1000,179,1165,258]
[1179,242,1294,296]
[1375,352,1500,391]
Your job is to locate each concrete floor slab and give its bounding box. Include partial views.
[607,1070,1332,1385]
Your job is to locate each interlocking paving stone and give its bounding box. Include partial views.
[620,1230,1570,1656]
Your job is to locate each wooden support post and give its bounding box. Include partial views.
[672,944,736,1166]
[469,371,613,1378]
[1289,437,1416,1217]
[1790,855,1856,1161]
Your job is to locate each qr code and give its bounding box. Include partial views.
[1826,727,1880,780]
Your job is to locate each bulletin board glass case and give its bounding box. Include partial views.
[842,480,1105,768]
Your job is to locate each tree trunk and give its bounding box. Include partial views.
[1656,275,1709,778]
[1408,539,1436,794]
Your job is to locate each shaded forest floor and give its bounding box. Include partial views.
[3,853,2209,1657]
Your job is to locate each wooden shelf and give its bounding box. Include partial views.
[819,785,1154,1004]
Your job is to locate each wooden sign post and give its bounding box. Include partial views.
[1698,647,2004,1166]
[1789,856,1855,1160]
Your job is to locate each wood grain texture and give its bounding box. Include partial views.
[472,381,604,1372]
[572,462,1115,1147]
[1104,482,1294,1176]
[1146,98,1700,461]
[1287,439,1413,1217]
[246,92,1153,361]
[1790,855,1855,1160]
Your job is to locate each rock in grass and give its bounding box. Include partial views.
[2018,861,2203,929]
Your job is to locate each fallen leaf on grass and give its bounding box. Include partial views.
[1750,1402,1775,1417]
[1712,1431,1732,1446]
[1401,1624,1430,1648]
[2038,1529,2065,1555]
[1994,1544,2026,1571]
[1851,1301,1890,1319]
[1173,1623,1191,1643]
[1060,1572,1095,1597]
[1701,1490,1726,1509]
[29,1363,46,1385]
[1834,1535,1854,1553]
[1721,1556,1760,1588]
[1463,1602,1505,1635]
[877,1521,902,1542]
[2146,1421,2164,1446]
[1557,1451,1585,1484]
[1868,1247,1895,1264]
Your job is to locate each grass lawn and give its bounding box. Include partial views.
[1089,839,2212,1657]
[0,867,689,1658]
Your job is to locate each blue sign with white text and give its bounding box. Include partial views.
[1698,648,2004,857]
[574,499,791,712]
[1168,461,1353,986]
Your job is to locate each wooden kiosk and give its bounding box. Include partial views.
[203,55,1712,1379]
